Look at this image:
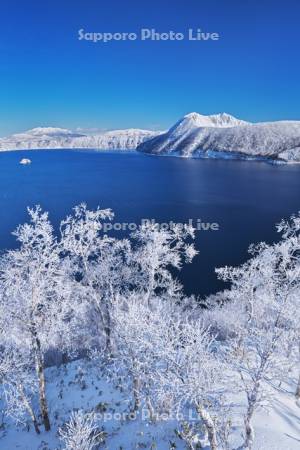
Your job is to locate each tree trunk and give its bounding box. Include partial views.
[146,396,156,422]
[18,385,40,434]
[197,405,217,450]
[295,372,300,400]
[104,286,116,355]
[146,272,155,307]
[243,383,259,450]
[33,334,51,431]
[244,413,255,450]
[132,376,141,413]
[295,341,300,401]
[104,301,113,355]
[36,354,51,431]
[241,348,271,450]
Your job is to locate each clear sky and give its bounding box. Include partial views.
[0,0,300,136]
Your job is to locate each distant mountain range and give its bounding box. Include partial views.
[1,113,300,162]
[137,113,300,163]
[0,127,161,151]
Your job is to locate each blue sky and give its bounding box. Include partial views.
[0,0,300,136]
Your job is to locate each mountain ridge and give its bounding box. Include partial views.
[137,113,300,163]
[2,113,300,162]
[0,127,162,151]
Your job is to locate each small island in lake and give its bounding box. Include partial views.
[19,158,32,165]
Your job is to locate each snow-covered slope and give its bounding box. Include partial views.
[137,112,300,162]
[0,127,161,151]
[1,358,300,449]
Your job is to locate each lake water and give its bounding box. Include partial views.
[0,149,300,298]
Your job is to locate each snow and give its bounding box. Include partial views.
[0,128,162,151]
[0,359,186,449]
[1,359,300,449]
[169,112,250,137]
[137,113,300,163]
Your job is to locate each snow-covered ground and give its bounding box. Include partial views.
[1,359,299,449]
[137,112,300,163]
[0,127,162,151]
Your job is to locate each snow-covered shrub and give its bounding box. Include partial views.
[59,410,103,450]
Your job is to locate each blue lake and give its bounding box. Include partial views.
[0,149,300,298]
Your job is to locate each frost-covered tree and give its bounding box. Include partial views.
[156,319,223,450]
[60,203,133,353]
[0,346,40,434]
[59,410,103,450]
[276,213,300,398]
[110,294,184,415]
[132,222,197,305]
[0,203,199,442]
[61,206,197,355]
[108,221,198,417]
[208,213,300,449]
[0,206,76,431]
[111,294,223,450]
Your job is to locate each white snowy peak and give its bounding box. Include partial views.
[172,112,249,132]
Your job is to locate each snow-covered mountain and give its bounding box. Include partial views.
[2,114,300,162]
[137,112,300,163]
[0,127,161,151]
